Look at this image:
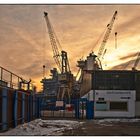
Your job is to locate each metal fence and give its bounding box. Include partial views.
[40,97,94,120]
[0,86,41,132]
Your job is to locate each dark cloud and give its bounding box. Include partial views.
[111,59,140,70]
[119,52,138,60]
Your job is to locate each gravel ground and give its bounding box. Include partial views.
[63,118,140,136]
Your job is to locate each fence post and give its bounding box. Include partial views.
[13,91,18,127]
[22,93,25,124]
[2,87,8,131]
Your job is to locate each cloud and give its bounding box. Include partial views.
[0,5,140,91]
[119,52,138,60]
[111,59,140,70]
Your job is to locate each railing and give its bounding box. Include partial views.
[0,66,33,90]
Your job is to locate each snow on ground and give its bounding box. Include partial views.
[1,118,140,135]
[0,119,84,136]
[93,118,140,126]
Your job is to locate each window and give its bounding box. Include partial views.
[95,101,108,111]
[110,102,128,111]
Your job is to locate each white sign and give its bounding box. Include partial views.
[95,90,136,101]
[56,101,64,107]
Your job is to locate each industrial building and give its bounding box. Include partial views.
[82,70,140,118]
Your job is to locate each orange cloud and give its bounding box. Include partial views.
[0,5,140,91]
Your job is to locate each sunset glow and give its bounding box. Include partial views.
[0,5,140,91]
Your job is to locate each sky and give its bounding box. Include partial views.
[0,4,140,91]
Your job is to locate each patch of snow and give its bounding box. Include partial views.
[93,118,140,126]
[0,119,84,136]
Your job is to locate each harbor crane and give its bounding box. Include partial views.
[77,10,118,71]
[44,12,73,101]
[97,10,118,67]
[44,12,70,74]
[76,11,118,97]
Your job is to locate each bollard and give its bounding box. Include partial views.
[21,93,25,124]
[2,87,8,131]
[13,91,18,127]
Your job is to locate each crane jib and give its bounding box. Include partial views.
[97,10,118,59]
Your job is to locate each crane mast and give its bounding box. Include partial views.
[97,11,118,59]
[44,12,61,72]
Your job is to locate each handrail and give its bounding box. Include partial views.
[0,66,33,90]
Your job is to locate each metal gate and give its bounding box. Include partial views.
[40,97,94,120]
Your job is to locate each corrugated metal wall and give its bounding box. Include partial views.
[92,70,140,101]
[92,70,135,90]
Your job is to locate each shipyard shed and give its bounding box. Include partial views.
[83,70,140,118]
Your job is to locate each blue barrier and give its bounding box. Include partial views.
[86,101,94,119]
[13,91,18,127]
[27,95,30,122]
[22,93,25,124]
[74,99,80,119]
[37,97,40,118]
[38,98,41,118]
[33,96,35,118]
[2,88,8,131]
[35,97,38,118]
[0,85,43,131]
[30,95,33,120]
[40,98,94,120]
